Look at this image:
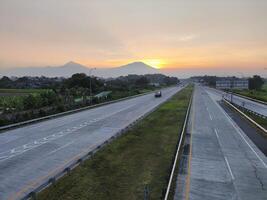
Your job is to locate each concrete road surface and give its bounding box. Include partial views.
[0,86,183,200]
[205,87,267,117]
[174,85,267,200]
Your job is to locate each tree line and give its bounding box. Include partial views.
[0,73,179,126]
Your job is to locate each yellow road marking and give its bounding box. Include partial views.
[185,92,195,200]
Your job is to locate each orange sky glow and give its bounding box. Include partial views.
[0,0,267,77]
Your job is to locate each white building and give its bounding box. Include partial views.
[216,80,231,89]
[216,79,248,90]
[232,80,249,89]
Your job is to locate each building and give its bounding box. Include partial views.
[216,80,231,89]
[94,91,112,99]
[149,82,160,87]
[232,79,249,89]
[216,79,248,90]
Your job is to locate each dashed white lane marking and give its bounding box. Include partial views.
[224,156,235,180]
[209,112,213,120]
[0,104,135,162]
[214,128,219,139]
[206,106,213,120]
[214,128,235,180]
[0,88,182,163]
[47,141,74,156]
[206,89,267,169]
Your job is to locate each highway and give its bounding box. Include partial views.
[0,86,183,200]
[205,87,267,117]
[174,85,267,200]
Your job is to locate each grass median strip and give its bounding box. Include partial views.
[37,86,193,200]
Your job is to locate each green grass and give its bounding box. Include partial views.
[243,110,267,131]
[0,88,49,96]
[37,86,193,200]
[233,83,267,103]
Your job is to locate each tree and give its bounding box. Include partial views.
[0,76,13,88]
[163,76,179,85]
[64,73,104,93]
[249,75,264,90]
[135,77,149,87]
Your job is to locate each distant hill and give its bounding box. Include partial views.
[0,61,91,77]
[1,61,159,78]
[96,62,159,78]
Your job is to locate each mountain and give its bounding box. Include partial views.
[95,62,159,78]
[0,61,159,78]
[0,61,93,77]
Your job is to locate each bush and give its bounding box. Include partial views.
[56,104,65,112]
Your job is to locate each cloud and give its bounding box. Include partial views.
[178,34,198,42]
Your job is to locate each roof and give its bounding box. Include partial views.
[94,91,112,98]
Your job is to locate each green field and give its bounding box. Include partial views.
[233,83,267,102]
[0,88,49,96]
[0,89,51,111]
[37,86,193,200]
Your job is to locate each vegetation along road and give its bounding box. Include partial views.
[0,85,189,200]
[36,86,193,200]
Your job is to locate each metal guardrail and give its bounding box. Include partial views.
[17,86,184,200]
[223,98,267,134]
[222,95,266,119]
[230,92,267,106]
[207,87,266,119]
[0,88,168,132]
[207,86,267,106]
[164,88,193,200]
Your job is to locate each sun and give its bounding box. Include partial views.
[142,59,166,69]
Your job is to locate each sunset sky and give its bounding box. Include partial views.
[0,0,267,76]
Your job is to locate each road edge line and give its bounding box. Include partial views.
[223,99,267,134]
[0,87,176,132]
[164,86,193,200]
[12,86,185,200]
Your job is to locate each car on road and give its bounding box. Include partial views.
[155,91,162,98]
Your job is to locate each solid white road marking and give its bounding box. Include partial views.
[206,88,267,168]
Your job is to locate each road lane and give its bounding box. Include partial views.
[174,85,267,200]
[205,87,267,117]
[0,86,183,200]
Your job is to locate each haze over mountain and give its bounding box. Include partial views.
[96,62,159,78]
[0,61,159,78]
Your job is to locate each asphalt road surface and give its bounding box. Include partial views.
[205,87,267,117]
[0,86,183,200]
[221,102,267,156]
[174,85,267,200]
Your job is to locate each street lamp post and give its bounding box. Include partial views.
[89,68,96,104]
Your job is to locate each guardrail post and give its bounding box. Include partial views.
[30,191,37,200]
[77,158,83,164]
[65,167,71,175]
[49,177,56,185]
[144,185,150,200]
